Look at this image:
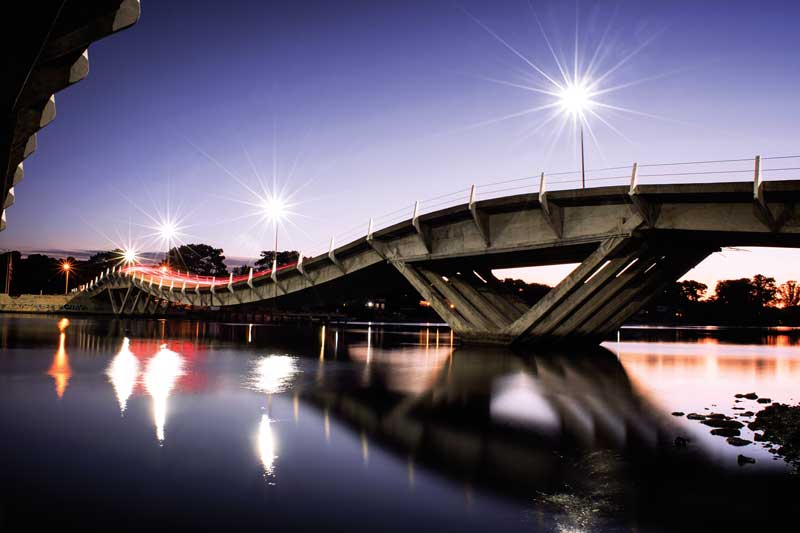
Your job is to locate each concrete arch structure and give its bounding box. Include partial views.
[1,0,140,230]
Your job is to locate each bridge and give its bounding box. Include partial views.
[1,0,140,231]
[74,157,800,346]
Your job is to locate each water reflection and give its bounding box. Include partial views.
[143,345,185,444]
[252,355,300,395]
[5,317,800,531]
[106,338,139,414]
[257,414,276,476]
[304,343,671,502]
[47,318,71,399]
[348,344,452,395]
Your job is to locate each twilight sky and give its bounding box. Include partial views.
[2,0,799,289]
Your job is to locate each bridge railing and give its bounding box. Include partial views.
[80,154,800,293]
[301,153,800,258]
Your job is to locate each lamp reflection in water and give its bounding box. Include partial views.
[143,344,185,444]
[106,338,139,414]
[48,318,71,399]
[258,414,276,476]
[251,355,300,477]
[252,355,300,395]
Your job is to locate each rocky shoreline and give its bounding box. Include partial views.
[672,392,800,469]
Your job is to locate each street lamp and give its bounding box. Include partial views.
[122,248,138,266]
[61,261,72,294]
[557,80,594,189]
[262,195,287,270]
[158,222,177,269]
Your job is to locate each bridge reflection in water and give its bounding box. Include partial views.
[15,316,799,530]
[300,335,672,502]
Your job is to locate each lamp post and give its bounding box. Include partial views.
[61,261,71,294]
[262,195,287,271]
[158,223,177,269]
[262,195,287,307]
[557,81,593,189]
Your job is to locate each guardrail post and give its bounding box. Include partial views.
[228,272,234,293]
[411,200,432,253]
[753,154,776,230]
[469,184,490,246]
[539,172,563,238]
[247,267,254,289]
[627,161,659,227]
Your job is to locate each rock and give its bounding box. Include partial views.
[743,393,758,400]
[757,398,772,404]
[754,432,766,442]
[706,413,730,420]
[701,419,744,429]
[732,407,744,410]
[749,403,800,469]
[727,437,752,447]
[737,454,756,465]
[742,411,755,417]
[687,413,706,420]
[671,411,685,417]
[711,428,740,437]
[735,394,745,399]
[735,399,742,403]
[674,436,689,448]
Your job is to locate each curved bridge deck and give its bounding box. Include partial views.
[76,177,800,345]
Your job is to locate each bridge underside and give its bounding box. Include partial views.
[391,234,715,345]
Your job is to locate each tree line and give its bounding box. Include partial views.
[643,275,800,326]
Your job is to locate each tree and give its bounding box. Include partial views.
[500,278,551,306]
[779,280,800,307]
[82,249,123,282]
[714,278,759,308]
[254,250,299,270]
[751,274,778,307]
[678,280,707,303]
[166,244,228,277]
[232,264,251,276]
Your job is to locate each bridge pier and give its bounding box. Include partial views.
[393,235,715,346]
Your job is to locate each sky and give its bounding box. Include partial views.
[2,0,799,289]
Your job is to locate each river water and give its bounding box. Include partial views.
[1,314,798,532]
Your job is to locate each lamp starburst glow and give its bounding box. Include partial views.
[557,80,594,117]
[158,222,178,242]
[122,248,138,266]
[261,195,287,224]
[466,8,665,189]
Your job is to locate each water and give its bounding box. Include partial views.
[1,315,799,532]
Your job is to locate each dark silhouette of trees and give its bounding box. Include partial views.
[678,280,708,303]
[254,250,299,270]
[779,280,800,307]
[713,275,777,309]
[232,264,252,276]
[1,253,64,294]
[166,244,228,277]
[499,278,551,306]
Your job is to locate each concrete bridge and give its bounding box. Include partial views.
[75,165,800,346]
[1,0,140,231]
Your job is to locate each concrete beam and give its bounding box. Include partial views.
[448,274,511,329]
[503,236,629,339]
[419,267,494,332]
[391,261,473,334]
